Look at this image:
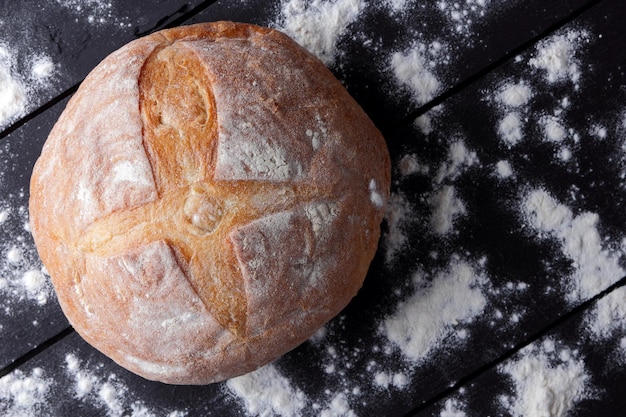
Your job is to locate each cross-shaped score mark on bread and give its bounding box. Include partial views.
[30,22,390,384]
[76,42,329,338]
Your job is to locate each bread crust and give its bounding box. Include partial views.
[29,21,390,384]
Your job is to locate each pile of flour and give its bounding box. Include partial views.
[529,30,588,88]
[495,81,533,146]
[499,340,590,417]
[274,0,365,66]
[0,368,52,417]
[226,364,307,417]
[382,258,489,361]
[226,362,360,417]
[390,43,443,106]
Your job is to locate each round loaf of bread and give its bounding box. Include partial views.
[29,21,390,384]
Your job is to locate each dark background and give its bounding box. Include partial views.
[1,1,625,416]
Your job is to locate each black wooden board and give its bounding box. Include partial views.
[1,0,626,416]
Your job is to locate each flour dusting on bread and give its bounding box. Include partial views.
[29,22,390,385]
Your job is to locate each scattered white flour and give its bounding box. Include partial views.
[64,353,186,417]
[529,30,588,87]
[55,0,131,28]
[318,393,357,417]
[98,382,125,416]
[523,189,626,348]
[499,341,590,417]
[0,44,55,128]
[385,137,477,257]
[373,371,408,389]
[0,368,52,417]
[0,192,52,308]
[499,82,533,108]
[390,43,442,105]
[21,269,47,299]
[588,286,626,344]
[385,0,410,13]
[439,398,466,417]
[493,80,532,147]
[5,246,23,264]
[426,140,477,234]
[276,0,365,66]
[429,185,466,235]
[496,160,513,178]
[541,115,568,143]
[435,0,492,37]
[31,56,55,81]
[399,153,430,177]
[523,189,624,304]
[434,140,478,184]
[387,0,493,38]
[382,258,488,361]
[0,209,9,225]
[590,124,607,140]
[557,146,571,162]
[65,354,98,399]
[414,113,434,135]
[226,334,369,417]
[498,112,524,146]
[226,363,307,417]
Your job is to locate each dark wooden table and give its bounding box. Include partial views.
[1,1,625,416]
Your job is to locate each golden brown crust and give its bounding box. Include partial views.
[29,21,390,384]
